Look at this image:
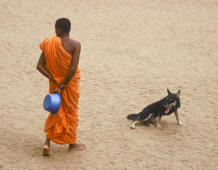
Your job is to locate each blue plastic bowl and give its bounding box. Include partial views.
[43,92,61,114]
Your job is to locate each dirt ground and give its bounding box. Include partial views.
[0,0,218,169]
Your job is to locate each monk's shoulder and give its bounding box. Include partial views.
[69,39,81,49]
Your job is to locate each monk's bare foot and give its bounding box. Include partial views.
[43,138,50,156]
[43,145,50,156]
[68,143,86,151]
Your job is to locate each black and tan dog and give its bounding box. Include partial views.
[127,89,183,129]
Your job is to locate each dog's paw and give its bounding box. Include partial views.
[156,124,162,128]
[177,122,184,126]
[130,125,135,129]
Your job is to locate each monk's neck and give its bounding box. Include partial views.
[58,34,70,39]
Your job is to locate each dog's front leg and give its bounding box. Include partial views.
[174,110,183,126]
[130,121,140,129]
[156,116,162,128]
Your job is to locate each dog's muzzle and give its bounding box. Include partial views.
[164,101,176,114]
[164,105,172,114]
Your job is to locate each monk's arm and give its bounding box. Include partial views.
[37,52,57,84]
[60,42,81,87]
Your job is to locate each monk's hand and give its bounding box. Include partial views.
[55,84,66,93]
[54,87,61,94]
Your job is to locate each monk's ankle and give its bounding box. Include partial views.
[44,139,50,147]
[69,144,74,148]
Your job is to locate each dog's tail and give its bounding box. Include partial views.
[127,113,138,120]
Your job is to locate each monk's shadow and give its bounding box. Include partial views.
[3,128,83,162]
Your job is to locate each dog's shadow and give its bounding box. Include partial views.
[136,120,180,130]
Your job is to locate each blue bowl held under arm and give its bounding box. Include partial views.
[43,93,61,114]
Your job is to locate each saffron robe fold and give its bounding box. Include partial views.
[40,36,81,144]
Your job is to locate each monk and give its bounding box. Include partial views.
[37,18,85,156]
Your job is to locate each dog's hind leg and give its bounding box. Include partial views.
[174,110,183,126]
[130,121,140,129]
[142,114,152,122]
[142,114,153,126]
[130,114,153,129]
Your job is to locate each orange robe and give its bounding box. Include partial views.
[40,36,81,144]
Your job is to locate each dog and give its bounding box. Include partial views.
[127,89,183,129]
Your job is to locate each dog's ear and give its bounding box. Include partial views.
[167,89,171,95]
[176,89,181,98]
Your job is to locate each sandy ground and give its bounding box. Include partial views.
[0,0,218,169]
